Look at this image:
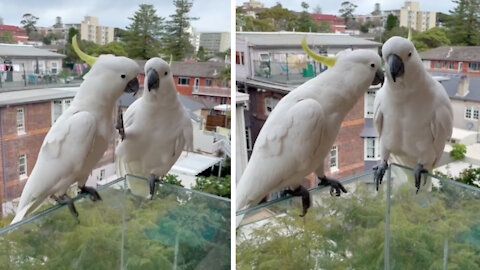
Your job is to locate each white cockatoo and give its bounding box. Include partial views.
[373,36,453,192]
[11,36,140,224]
[115,57,193,198]
[236,38,384,217]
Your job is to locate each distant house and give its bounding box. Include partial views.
[0,25,28,43]
[0,44,66,83]
[311,14,346,33]
[420,46,480,76]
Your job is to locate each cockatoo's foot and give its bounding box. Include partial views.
[373,161,388,191]
[116,107,125,141]
[283,186,311,217]
[53,194,79,221]
[414,164,428,194]
[318,176,348,197]
[148,174,160,200]
[79,186,102,201]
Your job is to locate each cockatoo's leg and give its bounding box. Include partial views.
[373,160,389,191]
[414,163,428,194]
[79,186,102,201]
[318,176,347,197]
[116,107,125,141]
[52,194,79,221]
[283,185,311,217]
[148,173,160,200]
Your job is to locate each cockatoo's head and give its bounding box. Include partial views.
[302,37,384,87]
[382,36,422,84]
[143,57,176,99]
[72,35,140,100]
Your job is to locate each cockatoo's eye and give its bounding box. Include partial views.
[121,74,126,79]
[164,71,168,76]
[408,52,412,57]
[370,63,375,68]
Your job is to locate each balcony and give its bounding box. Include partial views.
[252,59,324,85]
[237,164,480,269]
[192,86,230,97]
[0,175,231,269]
[0,70,82,91]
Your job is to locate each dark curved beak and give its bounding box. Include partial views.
[147,69,159,92]
[388,54,404,83]
[125,77,139,95]
[372,69,384,86]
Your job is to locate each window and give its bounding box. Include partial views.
[236,51,245,65]
[16,107,25,135]
[365,137,381,160]
[330,146,338,171]
[434,61,440,69]
[465,106,479,120]
[449,61,455,69]
[100,169,105,180]
[221,81,228,88]
[469,62,480,71]
[178,77,190,85]
[264,97,280,116]
[365,90,376,118]
[52,99,73,123]
[194,78,200,87]
[205,79,212,87]
[220,97,227,104]
[19,154,27,180]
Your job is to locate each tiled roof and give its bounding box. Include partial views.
[420,46,480,62]
[0,44,66,58]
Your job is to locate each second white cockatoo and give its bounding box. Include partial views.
[236,38,384,217]
[11,36,140,224]
[373,36,453,192]
[115,57,193,198]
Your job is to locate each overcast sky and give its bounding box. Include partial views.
[236,0,456,14]
[0,0,230,32]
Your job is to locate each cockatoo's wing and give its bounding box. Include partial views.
[430,100,453,166]
[373,89,384,138]
[12,111,97,223]
[236,98,325,210]
[123,98,140,128]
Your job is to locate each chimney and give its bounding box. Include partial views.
[457,75,469,97]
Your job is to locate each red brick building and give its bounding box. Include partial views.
[311,14,346,33]
[420,46,480,76]
[0,25,28,43]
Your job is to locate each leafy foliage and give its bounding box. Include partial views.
[435,165,480,188]
[338,1,358,25]
[385,14,399,31]
[193,176,231,198]
[446,0,480,45]
[451,143,467,160]
[161,174,184,187]
[20,13,39,37]
[0,32,15,44]
[412,27,451,52]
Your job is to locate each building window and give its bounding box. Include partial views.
[236,51,244,65]
[365,90,376,118]
[221,81,228,88]
[330,146,338,171]
[100,169,105,180]
[178,77,190,85]
[469,62,480,71]
[365,137,381,160]
[465,106,479,120]
[19,154,27,180]
[434,61,440,69]
[449,61,455,69]
[52,99,73,123]
[205,79,212,87]
[17,107,25,135]
[221,97,227,104]
[264,97,280,116]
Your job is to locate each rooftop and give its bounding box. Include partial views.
[0,87,76,107]
[438,74,480,102]
[135,60,228,78]
[0,43,66,58]
[420,46,480,62]
[236,32,381,47]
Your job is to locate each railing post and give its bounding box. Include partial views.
[385,164,392,270]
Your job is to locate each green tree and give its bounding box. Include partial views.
[95,42,127,56]
[381,26,410,42]
[412,27,451,52]
[318,21,332,32]
[161,174,184,187]
[259,3,297,31]
[0,32,15,44]
[67,27,79,44]
[193,175,231,198]
[20,13,39,37]
[447,0,480,45]
[451,143,467,160]
[385,14,399,31]
[296,2,318,32]
[163,0,198,61]
[339,1,357,25]
[125,4,164,59]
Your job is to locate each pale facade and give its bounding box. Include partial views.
[398,1,436,32]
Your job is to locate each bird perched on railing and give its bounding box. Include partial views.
[115,57,193,198]
[373,35,453,193]
[236,38,384,220]
[11,36,140,224]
